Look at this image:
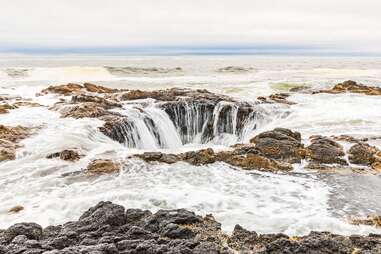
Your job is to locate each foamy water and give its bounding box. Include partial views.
[1,55,381,236]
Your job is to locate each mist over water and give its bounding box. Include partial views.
[1,55,381,236]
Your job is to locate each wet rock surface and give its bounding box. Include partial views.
[1,201,380,254]
[0,125,32,161]
[46,150,81,161]
[40,83,119,96]
[304,136,347,165]
[250,128,303,163]
[86,159,121,175]
[136,146,292,172]
[315,80,381,96]
[45,85,264,146]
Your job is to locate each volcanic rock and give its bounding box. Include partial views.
[304,136,347,165]
[1,201,381,253]
[315,80,381,96]
[250,128,303,163]
[39,83,119,96]
[348,143,380,166]
[136,146,292,172]
[83,82,118,93]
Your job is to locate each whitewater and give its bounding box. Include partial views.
[1,55,381,237]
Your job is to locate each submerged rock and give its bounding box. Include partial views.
[7,206,24,214]
[1,201,380,253]
[315,80,381,96]
[0,125,32,162]
[46,149,81,161]
[86,159,121,175]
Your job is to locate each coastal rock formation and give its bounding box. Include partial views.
[136,146,292,172]
[46,85,264,146]
[250,128,303,163]
[0,125,32,161]
[1,201,380,253]
[39,83,119,96]
[315,80,381,96]
[304,136,347,165]
[350,215,381,228]
[46,150,81,161]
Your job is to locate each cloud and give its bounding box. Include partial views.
[1,0,381,52]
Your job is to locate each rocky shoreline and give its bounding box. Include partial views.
[1,80,381,253]
[1,201,381,254]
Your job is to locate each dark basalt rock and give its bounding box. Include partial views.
[305,136,347,165]
[348,143,379,165]
[1,201,381,253]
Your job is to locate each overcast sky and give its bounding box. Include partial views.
[1,0,381,53]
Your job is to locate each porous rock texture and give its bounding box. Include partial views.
[315,80,381,96]
[0,125,32,161]
[1,201,380,254]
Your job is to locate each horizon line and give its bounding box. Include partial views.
[1,45,380,57]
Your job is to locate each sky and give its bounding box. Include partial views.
[1,0,381,54]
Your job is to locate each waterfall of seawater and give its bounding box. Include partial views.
[115,101,265,149]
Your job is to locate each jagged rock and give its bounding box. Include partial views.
[136,147,292,172]
[8,205,24,214]
[350,216,381,228]
[0,139,17,161]
[59,102,110,119]
[304,136,347,165]
[40,83,84,95]
[12,101,42,108]
[0,125,30,142]
[3,223,42,243]
[46,150,81,161]
[250,128,303,163]
[1,201,380,253]
[0,125,32,162]
[86,159,120,175]
[0,103,17,114]
[71,94,121,109]
[83,82,118,93]
[39,83,119,96]
[315,80,381,96]
[331,134,369,143]
[348,143,380,166]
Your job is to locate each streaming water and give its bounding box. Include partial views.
[1,55,381,236]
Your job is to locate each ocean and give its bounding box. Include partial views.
[1,55,381,236]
